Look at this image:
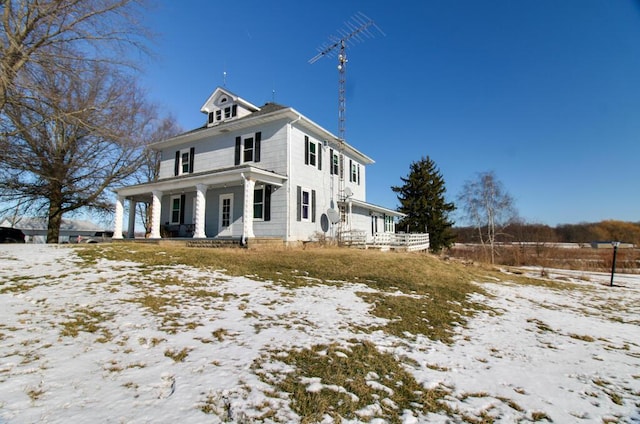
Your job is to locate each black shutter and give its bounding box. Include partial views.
[357,164,360,185]
[311,190,316,223]
[264,185,271,221]
[235,136,241,165]
[304,136,309,165]
[232,104,237,117]
[296,186,302,221]
[179,194,186,224]
[329,149,334,175]
[318,143,322,170]
[254,132,261,163]
[349,159,353,182]
[174,151,180,176]
[189,147,195,173]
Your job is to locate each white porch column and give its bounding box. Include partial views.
[150,190,162,239]
[194,184,207,238]
[127,199,136,238]
[113,195,124,239]
[242,176,256,240]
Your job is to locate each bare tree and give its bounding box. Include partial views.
[0,0,149,111]
[1,60,155,242]
[457,171,518,263]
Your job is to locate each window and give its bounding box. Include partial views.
[304,136,321,169]
[385,215,394,233]
[174,147,194,176]
[349,160,360,185]
[216,110,221,121]
[330,149,339,175]
[235,132,261,165]
[309,142,317,166]
[181,152,190,174]
[253,188,264,219]
[244,137,254,162]
[253,185,271,221]
[302,190,310,220]
[170,196,182,224]
[296,186,315,222]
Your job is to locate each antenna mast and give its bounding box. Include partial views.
[309,12,384,142]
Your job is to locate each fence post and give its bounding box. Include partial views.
[610,241,620,287]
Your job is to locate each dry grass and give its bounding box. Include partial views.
[76,244,509,344]
[254,340,453,423]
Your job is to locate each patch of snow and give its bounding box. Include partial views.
[0,245,639,423]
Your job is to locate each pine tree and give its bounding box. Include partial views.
[392,156,456,252]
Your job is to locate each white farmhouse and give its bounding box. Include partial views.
[114,87,428,250]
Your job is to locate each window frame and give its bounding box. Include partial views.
[174,147,194,176]
[301,189,310,221]
[253,187,265,220]
[243,136,255,162]
[170,195,182,225]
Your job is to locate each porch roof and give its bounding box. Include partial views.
[343,198,406,218]
[115,166,287,201]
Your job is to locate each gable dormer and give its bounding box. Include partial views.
[200,87,261,127]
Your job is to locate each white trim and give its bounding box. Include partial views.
[218,193,234,237]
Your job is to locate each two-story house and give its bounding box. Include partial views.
[113,87,426,249]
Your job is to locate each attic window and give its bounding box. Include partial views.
[220,97,227,103]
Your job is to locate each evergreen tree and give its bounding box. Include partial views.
[392,156,456,252]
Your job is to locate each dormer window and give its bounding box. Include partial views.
[209,104,237,125]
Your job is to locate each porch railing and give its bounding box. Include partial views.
[339,231,430,252]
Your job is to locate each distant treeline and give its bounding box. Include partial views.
[452,220,640,246]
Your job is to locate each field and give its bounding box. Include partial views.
[449,243,640,273]
[1,243,639,423]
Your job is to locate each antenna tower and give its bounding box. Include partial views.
[309,12,384,142]
[309,12,383,239]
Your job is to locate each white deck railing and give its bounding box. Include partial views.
[339,231,430,252]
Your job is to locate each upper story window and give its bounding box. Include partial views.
[304,136,322,170]
[235,132,261,165]
[174,147,194,176]
[244,137,255,162]
[349,159,360,185]
[329,149,340,176]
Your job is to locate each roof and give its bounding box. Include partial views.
[345,199,405,217]
[150,88,374,165]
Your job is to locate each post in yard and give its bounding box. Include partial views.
[610,241,620,287]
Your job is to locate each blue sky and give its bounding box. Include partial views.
[142,0,640,226]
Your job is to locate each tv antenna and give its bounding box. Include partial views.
[309,12,384,142]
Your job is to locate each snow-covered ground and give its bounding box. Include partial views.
[0,244,638,423]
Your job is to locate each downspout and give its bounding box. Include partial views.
[286,115,302,242]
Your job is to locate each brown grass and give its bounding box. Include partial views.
[76,243,507,344]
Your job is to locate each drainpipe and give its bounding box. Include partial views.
[286,115,302,242]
